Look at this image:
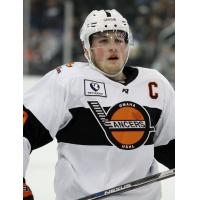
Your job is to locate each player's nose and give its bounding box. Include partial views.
[108,40,118,52]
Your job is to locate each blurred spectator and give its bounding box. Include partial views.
[42,0,64,31]
[153,43,175,87]
[25,29,62,75]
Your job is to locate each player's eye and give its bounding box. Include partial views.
[115,38,124,43]
[98,39,108,43]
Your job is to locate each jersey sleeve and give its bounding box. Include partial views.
[23,67,71,176]
[154,75,175,146]
[153,73,175,169]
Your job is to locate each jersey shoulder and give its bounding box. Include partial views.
[133,66,171,85]
[56,62,89,76]
[128,66,174,94]
[51,62,89,84]
[135,66,162,77]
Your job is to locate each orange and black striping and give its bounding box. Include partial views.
[56,104,161,149]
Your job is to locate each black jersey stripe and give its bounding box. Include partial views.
[154,139,175,169]
[56,106,162,146]
[56,107,111,145]
[23,106,53,151]
[144,106,162,145]
[144,106,161,127]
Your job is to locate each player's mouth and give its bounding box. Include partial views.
[107,55,119,61]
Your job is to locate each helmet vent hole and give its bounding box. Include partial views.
[114,24,117,27]
[105,25,108,27]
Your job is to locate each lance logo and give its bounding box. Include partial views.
[88,101,155,150]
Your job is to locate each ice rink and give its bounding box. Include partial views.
[24,75,175,200]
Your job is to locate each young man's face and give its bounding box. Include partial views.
[89,30,129,76]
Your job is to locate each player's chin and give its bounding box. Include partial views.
[108,60,123,70]
[106,65,123,75]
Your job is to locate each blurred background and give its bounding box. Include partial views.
[23,0,175,199]
[23,0,175,87]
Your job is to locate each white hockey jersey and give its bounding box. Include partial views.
[23,62,175,200]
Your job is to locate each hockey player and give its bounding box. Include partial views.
[23,9,175,200]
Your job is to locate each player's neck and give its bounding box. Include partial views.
[109,72,126,82]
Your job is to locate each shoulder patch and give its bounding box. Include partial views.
[56,66,62,74]
[66,62,74,68]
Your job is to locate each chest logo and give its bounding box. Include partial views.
[88,101,155,150]
[84,79,107,97]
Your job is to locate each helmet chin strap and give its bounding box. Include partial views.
[84,46,130,78]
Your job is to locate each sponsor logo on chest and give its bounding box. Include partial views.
[84,79,107,97]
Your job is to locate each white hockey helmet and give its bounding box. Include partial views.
[80,9,131,49]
